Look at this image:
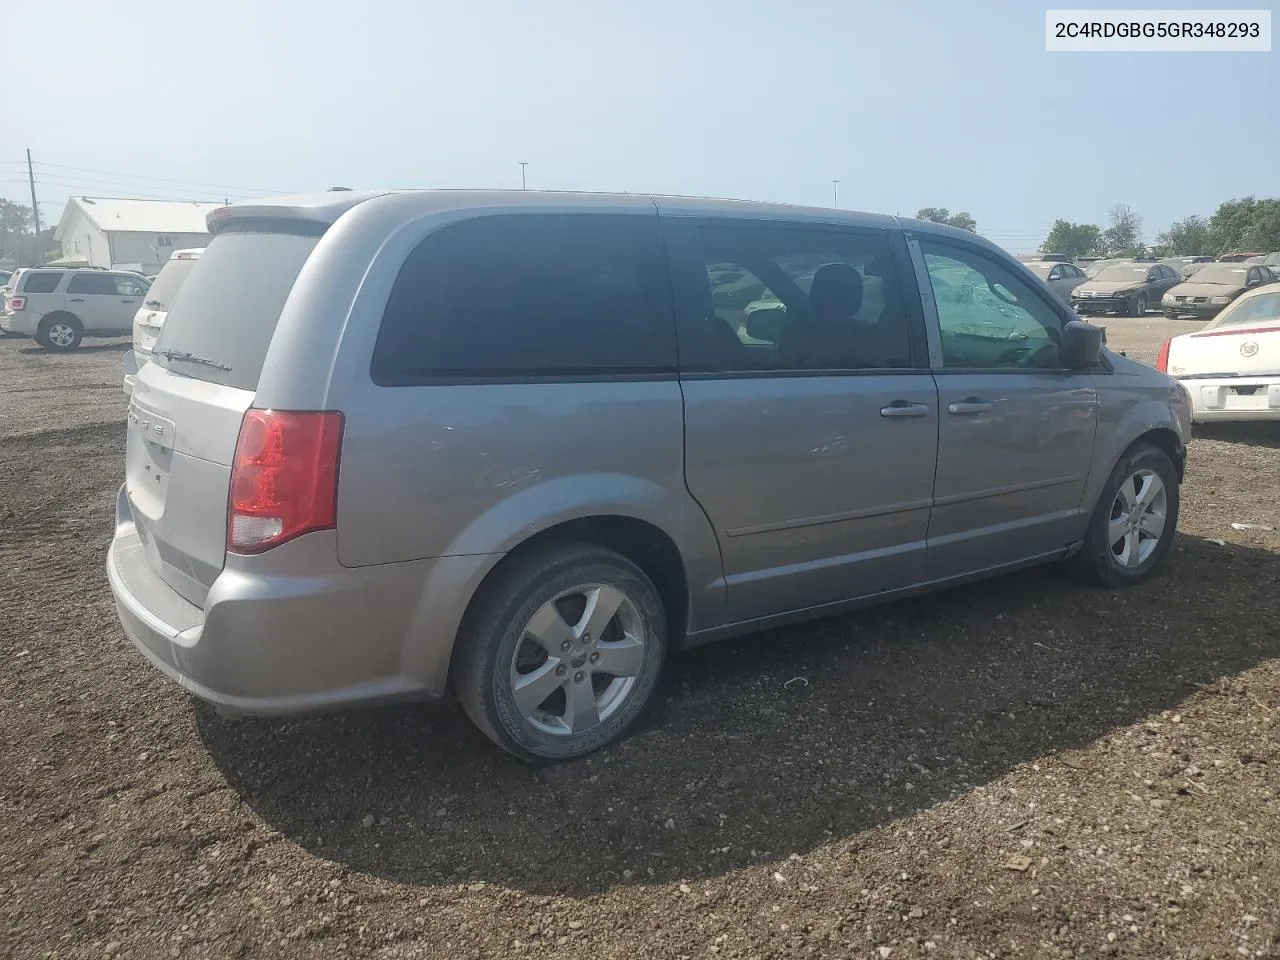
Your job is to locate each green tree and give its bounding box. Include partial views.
[916,207,977,232]
[1041,219,1102,259]
[1102,203,1144,257]
[1150,215,1211,257]
[1206,197,1280,254]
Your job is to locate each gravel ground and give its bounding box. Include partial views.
[2,321,1278,960]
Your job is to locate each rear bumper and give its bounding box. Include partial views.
[0,311,37,336]
[106,485,497,716]
[1179,376,1280,422]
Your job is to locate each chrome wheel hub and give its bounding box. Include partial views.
[1108,468,1167,568]
[509,584,645,737]
[49,324,75,347]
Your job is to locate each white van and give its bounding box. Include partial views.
[123,248,203,395]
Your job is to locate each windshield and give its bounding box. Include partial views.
[1187,265,1249,285]
[1216,291,1280,327]
[1093,265,1150,282]
[152,228,320,391]
[143,256,200,312]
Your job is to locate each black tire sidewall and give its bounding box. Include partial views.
[458,546,666,762]
[1078,444,1179,587]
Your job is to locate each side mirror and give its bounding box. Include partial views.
[1060,319,1105,369]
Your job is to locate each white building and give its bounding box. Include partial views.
[54,197,220,275]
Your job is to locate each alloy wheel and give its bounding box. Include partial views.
[508,583,646,737]
[1108,468,1167,568]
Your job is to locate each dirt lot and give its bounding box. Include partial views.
[2,322,1278,960]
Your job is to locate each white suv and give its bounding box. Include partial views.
[0,267,151,350]
[123,248,203,394]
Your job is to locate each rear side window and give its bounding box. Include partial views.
[68,273,121,295]
[371,214,676,383]
[152,227,320,391]
[20,272,62,294]
[143,257,199,312]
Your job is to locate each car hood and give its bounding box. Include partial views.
[1075,281,1141,295]
[1167,281,1246,298]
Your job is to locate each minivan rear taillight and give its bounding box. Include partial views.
[1155,338,1172,372]
[7,296,25,311]
[228,410,344,554]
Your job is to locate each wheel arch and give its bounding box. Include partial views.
[455,514,692,664]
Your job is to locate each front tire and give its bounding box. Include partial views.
[1068,442,1179,587]
[36,314,83,350]
[1131,294,1147,317]
[453,542,667,762]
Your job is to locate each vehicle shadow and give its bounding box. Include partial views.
[198,534,1280,897]
[19,341,131,356]
[1194,422,1280,449]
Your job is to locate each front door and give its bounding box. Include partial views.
[665,216,938,623]
[913,236,1099,581]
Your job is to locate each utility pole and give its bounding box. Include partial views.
[519,162,528,190]
[831,179,839,207]
[26,148,42,265]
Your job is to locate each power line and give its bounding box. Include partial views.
[32,174,247,202]
[35,160,284,194]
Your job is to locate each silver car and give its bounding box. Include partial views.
[108,192,1193,762]
[1023,260,1088,303]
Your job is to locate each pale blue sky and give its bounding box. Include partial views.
[2,0,1276,251]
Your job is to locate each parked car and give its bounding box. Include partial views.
[1217,252,1267,263]
[0,266,151,349]
[1262,253,1280,272]
[1160,255,1214,279]
[108,190,1191,762]
[1019,253,1071,263]
[123,248,203,395]
[1084,257,1132,279]
[1157,283,1280,421]
[1023,259,1088,303]
[1161,263,1276,319]
[1071,262,1182,317]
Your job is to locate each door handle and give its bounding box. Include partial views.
[69,297,85,302]
[880,401,931,419]
[948,398,993,415]
[122,299,136,304]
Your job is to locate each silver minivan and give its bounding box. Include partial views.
[107,191,1192,761]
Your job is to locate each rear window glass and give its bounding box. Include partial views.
[152,228,320,391]
[20,271,62,294]
[1218,291,1280,327]
[143,256,199,313]
[371,213,676,383]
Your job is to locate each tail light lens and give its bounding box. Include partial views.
[228,410,344,554]
[7,296,25,311]
[1155,338,1172,372]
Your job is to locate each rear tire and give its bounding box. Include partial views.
[1067,442,1179,588]
[36,314,83,350]
[453,542,667,763]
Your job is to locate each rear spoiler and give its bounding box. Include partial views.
[206,191,389,234]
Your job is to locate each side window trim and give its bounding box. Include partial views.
[913,236,1075,374]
